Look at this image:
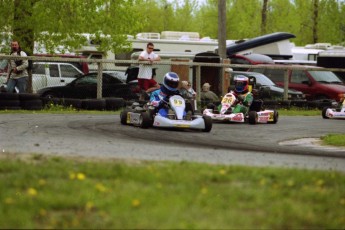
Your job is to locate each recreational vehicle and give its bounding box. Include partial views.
[317,48,345,82]
[76,31,298,71]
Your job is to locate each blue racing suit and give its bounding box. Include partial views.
[150,89,182,118]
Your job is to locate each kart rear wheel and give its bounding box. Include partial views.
[139,112,152,128]
[120,109,130,125]
[202,115,212,132]
[248,111,258,125]
[322,107,329,119]
[269,110,279,124]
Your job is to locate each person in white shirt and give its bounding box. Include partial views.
[138,42,161,99]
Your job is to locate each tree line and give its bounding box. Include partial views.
[0,0,344,55]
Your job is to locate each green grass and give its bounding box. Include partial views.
[0,107,344,228]
[0,154,344,229]
[321,134,345,146]
[276,107,321,116]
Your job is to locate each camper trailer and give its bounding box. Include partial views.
[317,48,345,82]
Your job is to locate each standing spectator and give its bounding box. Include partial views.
[200,82,219,103]
[138,42,161,100]
[6,41,29,93]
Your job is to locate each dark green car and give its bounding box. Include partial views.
[230,71,306,101]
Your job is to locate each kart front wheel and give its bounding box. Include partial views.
[139,112,152,128]
[202,115,212,132]
[248,111,258,125]
[120,109,130,125]
[322,107,329,119]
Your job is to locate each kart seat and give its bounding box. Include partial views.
[249,99,263,112]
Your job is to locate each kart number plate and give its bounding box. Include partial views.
[222,97,234,104]
[172,99,183,107]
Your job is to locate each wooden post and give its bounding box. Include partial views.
[195,65,201,102]
[97,59,103,99]
[284,69,289,100]
[222,59,231,95]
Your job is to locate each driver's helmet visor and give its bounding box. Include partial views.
[166,80,179,89]
[235,81,247,91]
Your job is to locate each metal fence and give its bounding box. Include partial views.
[1,54,345,105]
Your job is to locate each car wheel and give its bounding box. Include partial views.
[202,115,212,132]
[139,112,152,128]
[43,92,57,99]
[248,111,258,125]
[120,108,130,125]
[322,107,329,119]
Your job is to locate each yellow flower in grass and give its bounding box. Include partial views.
[131,199,141,207]
[69,172,76,180]
[259,179,266,186]
[287,179,295,187]
[77,173,86,180]
[340,198,345,205]
[315,179,324,187]
[27,188,38,197]
[218,169,226,175]
[39,208,47,216]
[85,201,94,211]
[38,179,46,186]
[4,197,15,204]
[201,187,208,195]
[69,172,86,180]
[95,183,107,192]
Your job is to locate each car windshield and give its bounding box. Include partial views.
[75,75,97,85]
[309,71,343,84]
[253,74,276,86]
[106,71,126,82]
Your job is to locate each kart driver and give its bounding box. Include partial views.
[231,75,254,114]
[150,72,181,117]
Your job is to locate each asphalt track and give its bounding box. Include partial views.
[0,114,344,172]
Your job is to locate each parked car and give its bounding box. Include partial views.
[251,65,345,102]
[230,71,306,101]
[34,54,89,74]
[0,55,89,91]
[37,72,138,100]
[31,62,84,92]
[93,70,127,82]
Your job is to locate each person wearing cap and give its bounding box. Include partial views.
[200,82,219,104]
